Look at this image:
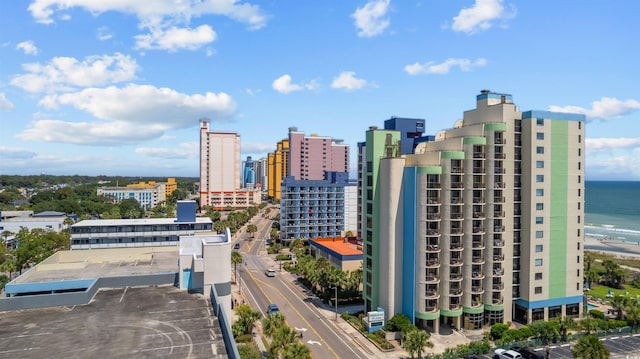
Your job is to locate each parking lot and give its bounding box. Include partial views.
[475,333,640,359]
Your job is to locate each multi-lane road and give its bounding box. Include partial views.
[234,207,369,359]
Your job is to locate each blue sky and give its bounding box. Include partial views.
[1,0,639,180]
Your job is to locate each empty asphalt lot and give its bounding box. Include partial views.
[0,285,227,359]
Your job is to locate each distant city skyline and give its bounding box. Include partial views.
[1,1,639,180]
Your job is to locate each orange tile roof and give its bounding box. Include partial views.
[310,237,362,256]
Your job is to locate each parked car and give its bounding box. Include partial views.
[265,268,276,277]
[513,347,545,359]
[495,349,523,359]
[267,303,279,315]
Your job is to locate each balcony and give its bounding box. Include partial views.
[473,197,485,204]
[451,168,464,174]
[450,242,463,250]
[427,197,441,205]
[472,240,485,249]
[493,268,504,276]
[473,226,485,234]
[426,244,440,253]
[426,213,440,221]
[450,303,462,310]
[426,229,439,236]
[450,258,463,266]
[426,275,440,283]
[473,182,485,189]
[494,211,505,217]
[493,282,505,290]
[425,306,438,312]
[473,152,485,159]
[493,196,505,203]
[494,226,505,233]
[426,259,440,267]
[494,182,506,189]
[494,138,506,144]
[450,273,463,281]
[449,288,463,296]
[425,290,439,299]
[493,254,505,261]
[492,297,504,305]
[494,168,506,174]
[473,212,485,218]
[451,182,464,188]
[472,256,484,264]
[451,197,463,205]
[494,153,506,159]
[472,271,485,279]
[471,286,484,294]
[450,213,463,220]
[494,239,504,247]
[473,167,485,174]
[427,183,441,188]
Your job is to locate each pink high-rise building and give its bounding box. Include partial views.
[287,127,349,180]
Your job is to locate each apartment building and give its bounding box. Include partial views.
[279,171,355,242]
[97,180,168,209]
[199,120,261,209]
[268,127,349,201]
[361,91,585,333]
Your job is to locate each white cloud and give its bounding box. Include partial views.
[28,0,268,53]
[586,137,640,155]
[272,74,304,94]
[0,146,37,159]
[405,58,487,75]
[18,84,236,145]
[135,24,216,51]
[549,97,640,120]
[451,0,515,34]
[351,0,391,37]
[136,142,198,159]
[11,53,138,93]
[16,40,38,55]
[0,93,15,111]
[331,71,368,91]
[97,26,113,40]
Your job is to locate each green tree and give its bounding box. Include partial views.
[385,313,413,332]
[528,320,559,344]
[237,344,263,359]
[282,343,311,359]
[602,259,625,289]
[269,326,298,358]
[231,251,243,285]
[246,224,258,238]
[270,228,279,240]
[490,323,509,340]
[12,227,68,274]
[232,304,261,337]
[554,316,577,342]
[625,300,640,329]
[1,230,14,246]
[288,238,304,255]
[572,335,610,359]
[402,328,432,359]
[580,318,600,335]
[611,295,627,320]
[262,312,286,338]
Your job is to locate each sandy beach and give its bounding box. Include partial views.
[585,235,640,259]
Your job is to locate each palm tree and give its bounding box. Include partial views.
[554,316,577,342]
[611,295,627,320]
[402,328,433,359]
[572,334,610,359]
[246,224,258,238]
[625,300,640,329]
[282,343,311,359]
[269,326,298,358]
[1,230,14,247]
[231,250,243,291]
[232,304,261,337]
[262,312,286,338]
[580,318,600,335]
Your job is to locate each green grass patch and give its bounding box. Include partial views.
[588,284,640,301]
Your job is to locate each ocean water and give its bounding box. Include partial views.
[585,181,640,244]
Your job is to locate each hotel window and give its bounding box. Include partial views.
[537,118,544,126]
[535,287,542,294]
[536,146,544,154]
[535,259,543,266]
[536,175,544,183]
[578,215,581,224]
[536,189,544,196]
[577,269,580,277]
[535,272,543,280]
[578,134,582,143]
[536,230,544,238]
[536,217,543,224]
[578,188,581,196]
[578,229,581,237]
[536,203,544,210]
[578,148,581,156]
[577,256,580,263]
[537,132,544,140]
[536,161,544,168]
[578,162,581,170]
[535,244,543,252]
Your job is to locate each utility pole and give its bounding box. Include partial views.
[334,285,338,321]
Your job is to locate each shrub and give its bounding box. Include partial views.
[490,323,509,340]
[468,340,492,354]
[235,334,253,343]
[589,309,605,320]
[385,313,413,333]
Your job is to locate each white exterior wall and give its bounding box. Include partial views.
[343,184,358,235]
[378,157,405,319]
